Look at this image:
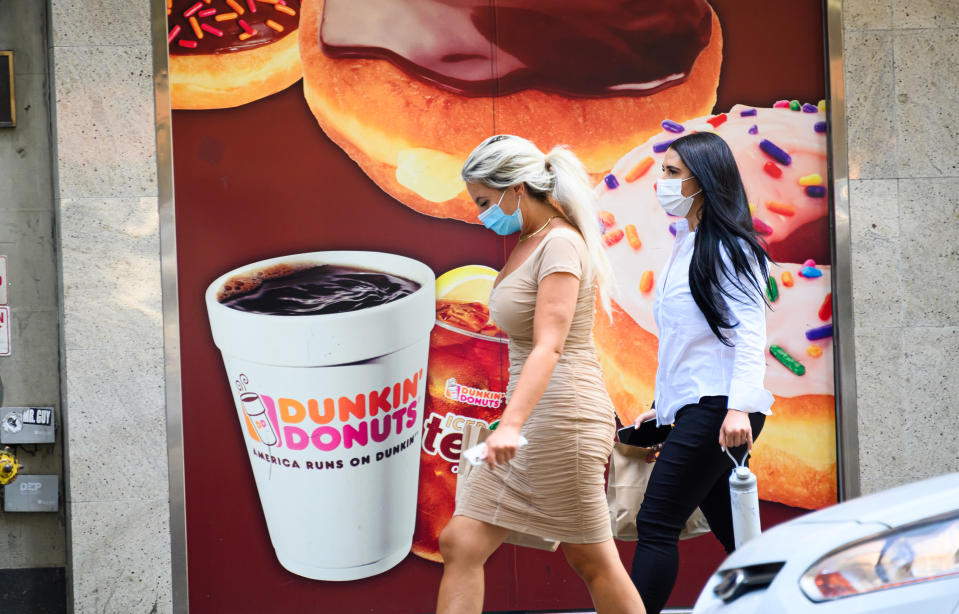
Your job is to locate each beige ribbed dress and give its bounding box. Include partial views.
[454,227,616,544]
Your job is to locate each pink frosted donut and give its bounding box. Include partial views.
[592,102,838,509]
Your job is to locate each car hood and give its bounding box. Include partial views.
[717,472,959,572]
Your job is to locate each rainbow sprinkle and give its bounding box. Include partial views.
[798,174,823,186]
[707,113,728,128]
[653,139,676,154]
[265,18,283,31]
[625,156,654,182]
[189,15,203,38]
[753,218,773,236]
[766,277,779,302]
[814,121,828,134]
[598,210,616,227]
[178,39,198,48]
[759,139,792,166]
[275,4,295,15]
[168,24,181,43]
[806,345,824,358]
[200,23,224,36]
[763,161,783,178]
[817,99,826,112]
[740,108,757,117]
[818,293,832,321]
[640,271,654,293]
[766,201,795,216]
[748,124,758,135]
[215,11,238,20]
[782,271,794,287]
[789,100,801,111]
[773,100,790,109]
[604,174,620,189]
[770,345,805,375]
[802,103,819,113]
[805,186,827,198]
[805,324,833,341]
[603,228,624,247]
[625,224,641,250]
[799,266,822,279]
[226,0,245,14]
[183,1,204,17]
[662,119,685,133]
[198,7,216,17]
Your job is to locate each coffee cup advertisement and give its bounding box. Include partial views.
[168,0,838,610]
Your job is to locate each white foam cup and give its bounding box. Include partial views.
[206,251,435,581]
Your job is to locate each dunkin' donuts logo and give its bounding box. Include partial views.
[234,371,422,456]
[443,378,505,408]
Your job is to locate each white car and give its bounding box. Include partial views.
[692,472,959,613]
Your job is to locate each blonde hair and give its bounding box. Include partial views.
[461,134,615,315]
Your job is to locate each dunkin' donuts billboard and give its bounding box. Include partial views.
[168,0,836,610]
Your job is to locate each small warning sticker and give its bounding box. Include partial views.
[0,306,10,356]
[0,256,7,305]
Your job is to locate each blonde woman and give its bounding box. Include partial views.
[436,135,645,614]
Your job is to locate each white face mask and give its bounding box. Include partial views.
[656,176,702,217]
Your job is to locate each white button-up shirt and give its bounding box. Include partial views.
[653,218,774,426]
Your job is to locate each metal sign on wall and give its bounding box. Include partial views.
[159,0,844,611]
[0,51,14,128]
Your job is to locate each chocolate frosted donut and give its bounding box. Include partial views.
[168,0,303,109]
[300,0,723,223]
[320,0,711,98]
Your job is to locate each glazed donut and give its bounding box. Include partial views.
[299,0,723,223]
[593,103,836,509]
[167,0,303,110]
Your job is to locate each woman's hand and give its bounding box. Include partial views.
[633,409,657,427]
[719,409,753,451]
[484,424,522,469]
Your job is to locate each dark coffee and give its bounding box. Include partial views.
[219,264,421,316]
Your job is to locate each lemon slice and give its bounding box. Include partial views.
[435,265,499,303]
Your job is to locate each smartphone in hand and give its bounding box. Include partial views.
[617,419,671,448]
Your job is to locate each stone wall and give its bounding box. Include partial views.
[46,0,171,611]
[844,0,959,494]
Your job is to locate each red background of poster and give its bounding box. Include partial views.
[173,1,826,611]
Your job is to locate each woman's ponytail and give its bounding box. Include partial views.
[545,146,615,316]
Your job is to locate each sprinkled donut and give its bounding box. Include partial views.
[168,0,303,109]
[592,102,837,509]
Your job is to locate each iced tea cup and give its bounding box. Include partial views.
[411,272,510,561]
[206,251,435,581]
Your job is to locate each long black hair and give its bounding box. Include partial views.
[669,132,771,346]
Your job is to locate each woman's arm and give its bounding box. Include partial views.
[717,251,774,451]
[483,271,579,467]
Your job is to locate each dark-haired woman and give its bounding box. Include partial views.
[629,132,773,614]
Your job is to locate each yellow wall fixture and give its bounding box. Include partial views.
[0,446,20,485]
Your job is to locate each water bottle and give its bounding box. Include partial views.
[726,450,761,548]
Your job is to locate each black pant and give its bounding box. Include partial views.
[629,396,765,614]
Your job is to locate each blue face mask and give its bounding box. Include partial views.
[478,190,523,236]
